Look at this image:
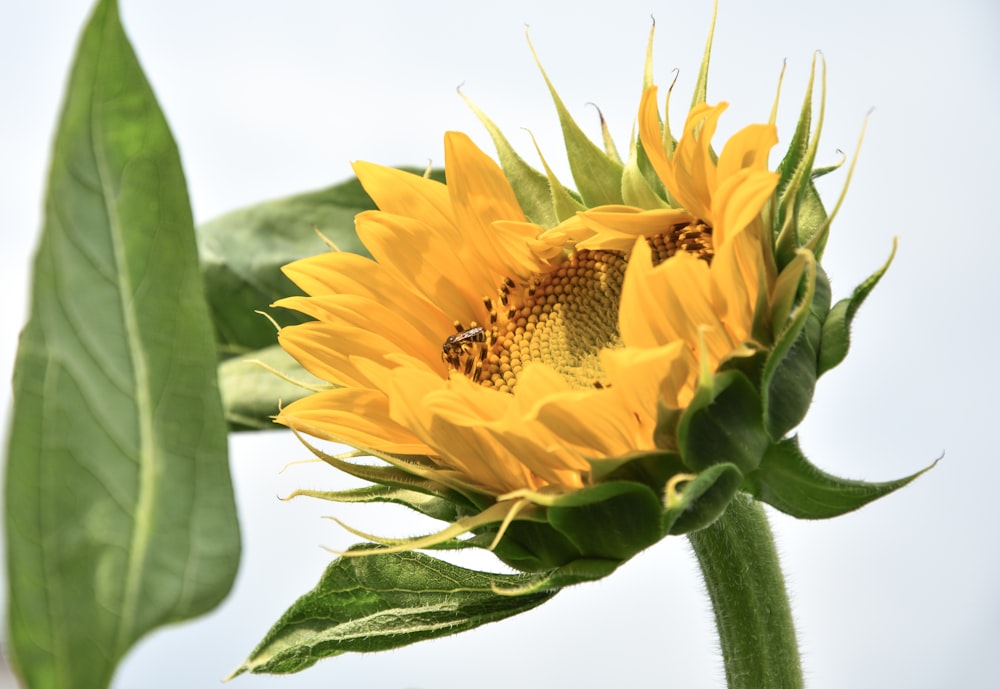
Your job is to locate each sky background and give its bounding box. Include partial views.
[2,1,999,687]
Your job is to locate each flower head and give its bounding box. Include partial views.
[273,19,915,578]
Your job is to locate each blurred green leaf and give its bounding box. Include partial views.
[4,1,240,688]
[232,546,556,676]
[198,168,445,355]
[218,344,323,431]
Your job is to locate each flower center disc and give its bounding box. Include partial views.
[444,223,715,394]
[481,249,626,393]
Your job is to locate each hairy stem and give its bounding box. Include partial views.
[688,494,803,689]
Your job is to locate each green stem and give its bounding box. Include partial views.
[687,494,803,689]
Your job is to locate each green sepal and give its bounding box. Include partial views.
[652,402,684,453]
[198,169,444,355]
[775,177,828,269]
[300,445,483,513]
[594,105,624,163]
[763,335,818,440]
[287,485,466,524]
[218,344,324,430]
[622,137,669,208]
[461,91,560,228]
[473,482,663,572]
[591,449,686,488]
[774,64,813,203]
[231,546,557,676]
[762,255,829,439]
[677,370,770,475]
[811,157,845,181]
[546,482,664,561]
[528,35,625,207]
[664,463,744,535]
[774,53,830,267]
[479,518,585,572]
[521,130,589,223]
[689,3,717,109]
[743,437,934,519]
[818,238,897,376]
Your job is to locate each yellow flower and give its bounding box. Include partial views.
[269,24,911,570]
[276,86,781,513]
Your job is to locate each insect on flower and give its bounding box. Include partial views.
[441,323,490,379]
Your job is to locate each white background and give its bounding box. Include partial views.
[2,1,999,687]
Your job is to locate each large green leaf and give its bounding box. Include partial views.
[198,168,445,355]
[232,546,556,676]
[4,2,240,687]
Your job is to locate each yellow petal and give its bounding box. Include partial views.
[277,294,445,373]
[444,132,532,282]
[279,320,436,390]
[600,341,693,418]
[710,225,767,345]
[717,122,778,180]
[355,210,491,325]
[620,239,735,363]
[352,160,455,230]
[575,206,694,252]
[638,86,676,200]
[670,102,728,223]
[277,388,431,455]
[713,168,779,248]
[387,368,543,493]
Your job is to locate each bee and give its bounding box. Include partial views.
[442,323,490,379]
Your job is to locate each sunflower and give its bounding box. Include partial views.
[273,67,789,555]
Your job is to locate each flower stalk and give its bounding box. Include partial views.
[688,494,803,689]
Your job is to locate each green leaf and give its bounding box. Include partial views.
[232,546,556,676]
[197,168,445,355]
[743,437,933,519]
[489,558,621,596]
[4,2,240,688]
[218,344,324,430]
[287,485,465,524]
[818,238,897,376]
